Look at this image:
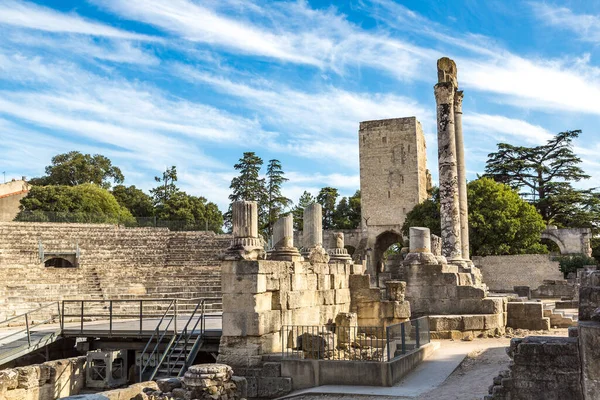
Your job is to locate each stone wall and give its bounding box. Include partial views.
[0,356,86,400]
[486,336,583,400]
[474,254,563,292]
[0,222,231,319]
[506,302,550,330]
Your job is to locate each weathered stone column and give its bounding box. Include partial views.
[454,90,470,260]
[269,214,302,261]
[302,203,329,262]
[328,232,352,263]
[404,227,438,265]
[303,203,322,250]
[435,57,462,261]
[224,201,264,260]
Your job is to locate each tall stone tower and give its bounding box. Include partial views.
[358,117,429,275]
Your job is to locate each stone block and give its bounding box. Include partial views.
[317,290,335,305]
[260,363,281,378]
[291,274,308,291]
[222,311,281,336]
[351,288,382,303]
[245,376,258,398]
[333,274,347,289]
[457,273,474,286]
[484,313,504,330]
[232,376,247,398]
[223,292,272,313]
[349,275,371,289]
[479,298,504,314]
[306,274,318,290]
[222,273,267,294]
[394,301,411,319]
[334,289,351,304]
[265,275,280,292]
[351,263,364,275]
[0,369,18,390]
[317,274,331,290]
[311,263,330,275]
[257,377,292,398]
[291,307,320,326]
[462,315,485,330]
[286,291,317,309]
[16,366,41,389]
[429,315,463,331]
[457,286,486,299]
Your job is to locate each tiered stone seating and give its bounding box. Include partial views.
[0,222,232,321]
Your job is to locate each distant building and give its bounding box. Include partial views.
[0,178,30,222]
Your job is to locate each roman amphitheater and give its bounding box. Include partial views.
[0,58,598,400]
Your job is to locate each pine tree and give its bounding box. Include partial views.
[227,152,267,233]
[292,191,315,230]
[150,166,179,207]
[265,159,292,237]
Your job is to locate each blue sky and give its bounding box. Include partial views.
[1,0,600,212]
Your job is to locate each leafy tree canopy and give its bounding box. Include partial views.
[317,187,339,230]
[30,151,124,189]
[292,191,315,230]
[265,159,292,237]
[333,190,361,229]
[403,179,547,256]
[112,185,154,217]
[16,183,134,224]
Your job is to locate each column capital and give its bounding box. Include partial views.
[454,90,464,114]
[434,82,455,104]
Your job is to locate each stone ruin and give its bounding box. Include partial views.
[216,200,411,397]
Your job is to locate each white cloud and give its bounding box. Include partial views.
[0,0,154,40]
[464,113,553,144]
[530,2,600,43]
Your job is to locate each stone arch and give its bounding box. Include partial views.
[44,256,76,268]
[541,227,592,256]
[373,230,403,273]
[540,229,569,255]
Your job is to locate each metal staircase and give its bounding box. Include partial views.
[139,299,207,381]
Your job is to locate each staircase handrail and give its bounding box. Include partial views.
[139,299,177,382]
[159,299,206,376]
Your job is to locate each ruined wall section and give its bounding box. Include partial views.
[474,254,563,292]
[359,117,428,230]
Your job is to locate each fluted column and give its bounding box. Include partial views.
[454,90,470,260]
[269,214,302,261]
[224,201,264,260]
[435,74,462,261]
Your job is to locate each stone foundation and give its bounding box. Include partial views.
[506,302,550,331]
[0,356,86,400]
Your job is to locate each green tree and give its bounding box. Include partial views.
[402,187,441,237]
[265,159,292,237]
[402,179,547,256]
[150,166,179,207]
[317,187,339,230]
[29,151,124,189]
[484,130,597,228]
[112,185,154,216]
[292,191,315,230]
[227,152,267,233]
[16,183,134,224]
[333,190,361,229]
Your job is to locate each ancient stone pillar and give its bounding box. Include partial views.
[269,214,302,261]
[435,57,462,261]
[302,203,329,262]
[303,203,322,249]
[328,232,352,263]
[404,227,438,265]
[454,90,470,259]
[224,201,264,260]
[409,227,431,253]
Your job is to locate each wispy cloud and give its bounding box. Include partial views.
[0,0,155,40]
[464,113,553,144]
[529,2,600,43]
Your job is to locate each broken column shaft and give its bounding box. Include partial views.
[269,214,302,261]
[225,201,264,260]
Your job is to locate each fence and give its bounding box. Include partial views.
[281,317,430,362]
[13,211,212,231]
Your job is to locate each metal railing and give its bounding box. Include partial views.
[0,302,61,363]
[282,317,430,362]
[61,299,180,336]
[282,325,386,361]
[139,300,178,381]
[386,317,430,361]
[14,211,214,231]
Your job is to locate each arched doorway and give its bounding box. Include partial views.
[345,245,356,256]
[44,257,75,268]
[373,231,403,274]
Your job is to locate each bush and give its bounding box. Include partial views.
[554,254,598,277]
